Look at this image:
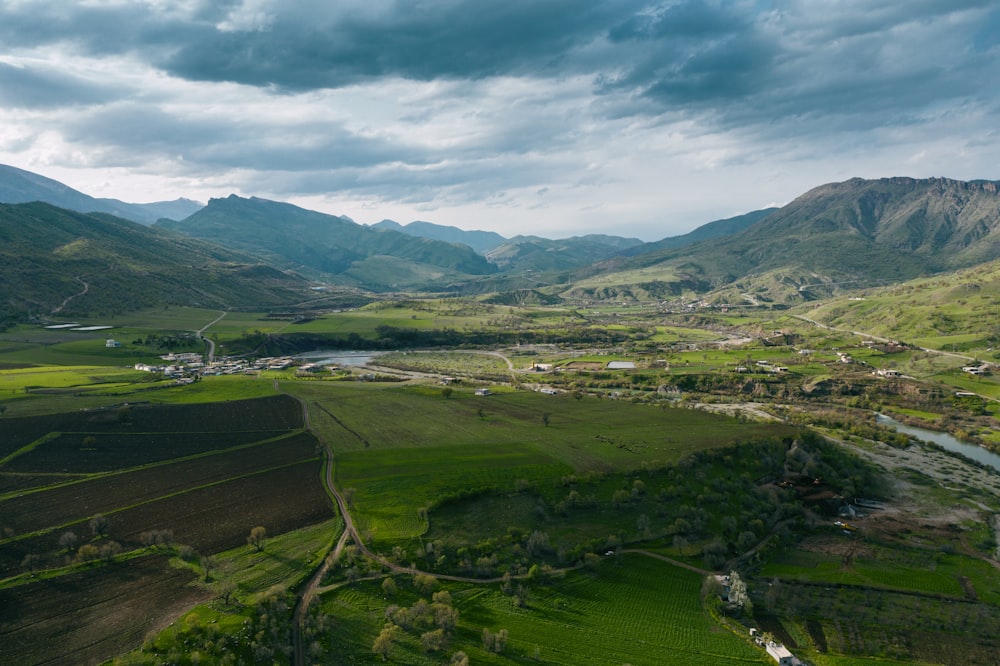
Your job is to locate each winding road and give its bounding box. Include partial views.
[197,311,227,361]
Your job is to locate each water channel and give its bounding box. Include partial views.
[875,413,1000,472]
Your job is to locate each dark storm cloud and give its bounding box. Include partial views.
[163,1,629,89]
[61,102,431,172]
[601,0,1000,128]
[0,62,118,108]
[1,0,995,128]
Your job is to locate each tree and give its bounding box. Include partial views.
[450,651,470,666]
[247,526,266,552]
[59,531,79,553]
[421,628,447,652]
[441,387,454,399]
[89,514,109,538]
[202,555,218,581]
[526,530,552,557]
[343,487,357,508]
[77,543,100,564]
[99,541,122,562]
[381,577,397,597]
[728,570,752,615]
[0,404,6,416]
[482,627,508,653]
[217,579,237,604]
[372,623,398,661]
[413,573,437,595]
[542,411,551,427]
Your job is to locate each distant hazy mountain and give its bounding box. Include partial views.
[590,177,1000,302]
[486,234,644,273]
[626,208,779,256]
[0,202,312,322]
[373,219,507,255]
[0,164,203,225]
[159,195,497,291]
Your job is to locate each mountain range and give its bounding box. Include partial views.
[3,163,1000,322]
[0,164,203,225]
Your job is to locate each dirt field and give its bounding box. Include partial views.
[0,555,209,666]
[0,392,340,666]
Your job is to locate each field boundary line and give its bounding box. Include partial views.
[0,429,310,501]
[0,457,321,547]
[0,432,62,467]
[620,548,712,575]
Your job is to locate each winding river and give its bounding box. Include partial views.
[876,413,1000,472]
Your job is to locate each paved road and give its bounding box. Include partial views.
[196,311,227,361]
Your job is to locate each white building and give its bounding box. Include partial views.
[765,641,801,666]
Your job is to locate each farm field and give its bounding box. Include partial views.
[285,381,795,465]
[319,553,769,665]
[0,554,208,666]
[0,393,336,665]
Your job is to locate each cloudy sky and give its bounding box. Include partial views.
[0,1,997,240]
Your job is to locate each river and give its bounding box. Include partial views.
[293,350,380,366]
[876,413,1000,472]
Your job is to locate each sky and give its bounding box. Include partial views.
[0,1,998,241]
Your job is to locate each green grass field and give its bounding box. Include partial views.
[320,553,768,665]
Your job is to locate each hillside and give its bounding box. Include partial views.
[0,164,202,225]
[624,208,779,255]
[800,258,1000,353]
[486,234,644,273]
[159,196,497,290]
[0,202,314,322]
[593,177,1000,303]
[372,219,506,254]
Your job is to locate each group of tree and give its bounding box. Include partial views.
[374,578,462,660]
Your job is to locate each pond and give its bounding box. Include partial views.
[876,413,1000,472]
[294,351,381,367]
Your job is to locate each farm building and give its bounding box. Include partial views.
[475,388,491,396]
[765,641,801,665]
[607,361,636,370]
[105,339,122,348]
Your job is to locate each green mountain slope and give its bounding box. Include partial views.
[597,177,1000,302]
[800,259,1000,351]
[485,234,644,273]
[0,202,313,321]
[159,196,497,290]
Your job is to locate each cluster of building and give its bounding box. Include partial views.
[132,353,309,381]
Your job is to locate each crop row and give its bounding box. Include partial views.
[0,459,332,575]
[0,393,303,459]
[0,433,319,554]
[0,554,208,666]
[320,554,765,665]
[3,429,295,474]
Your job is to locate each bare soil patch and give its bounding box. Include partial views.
[0,555,208,666]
